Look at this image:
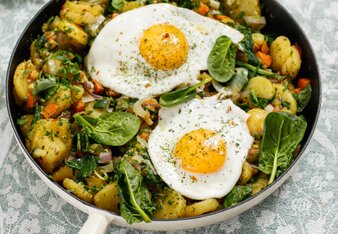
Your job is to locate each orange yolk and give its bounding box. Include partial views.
[139,24,189,70]
[173,129,226,174]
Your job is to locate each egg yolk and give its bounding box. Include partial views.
[173,129,226,174]
[139,24,189,70]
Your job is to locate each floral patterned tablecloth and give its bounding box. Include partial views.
[0,0,337,233]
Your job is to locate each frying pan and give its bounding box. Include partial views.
[5,0,321,232]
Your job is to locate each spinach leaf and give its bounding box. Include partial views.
[66,155,98,179]
[34,75,57,95]
[117,158,155,224]
[236,60,285,80]
[236,25,261,66]
[207,35,237,83]
[224,185,252,208]
[74,112,140,147]
[111,0,124,11]
[173,0,198,9]
[212,68,248,97]
[259,112,307,184]
[249,88,274,108]
[159,76,212,107]
[297,84,312,112]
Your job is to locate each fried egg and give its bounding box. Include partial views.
[148,96,253,200]
[86,3,243,99]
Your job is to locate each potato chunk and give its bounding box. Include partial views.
[63,178,93,203]
[26,118,72,173]
[185,199,219,217]
[153,189,186,219]
[270,36,301,80]
[51,16,88,46]
[272,84,298,114]
[13,61,38,102]
[247,108,268,137]
[52,166,74,183]
[246,76,275,99]
[60,1,104,25]
[93,182,119,212]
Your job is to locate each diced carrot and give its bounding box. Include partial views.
[256,51,272,68]
[294,43,302,58]
[92,80,104,95]
[197,3,209,16]
[297,78,311,89]
[41,103,58,119]
[254,43,261,52]
[139,132,150,141]
[73,100,85,113]
[293,88,301,94]
[112,13,119,19]
[26,92,36,110]
[261,41,270,54]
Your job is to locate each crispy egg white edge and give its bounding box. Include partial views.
[148,96,254,200]
[85,3,244,99]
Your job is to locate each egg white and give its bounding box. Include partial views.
[86,3,243,99]
[147,96,253,200]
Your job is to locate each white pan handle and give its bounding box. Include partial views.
[78,212,114,234]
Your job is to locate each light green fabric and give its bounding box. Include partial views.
[0,0,337,233]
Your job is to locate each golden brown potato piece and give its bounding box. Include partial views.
[26,118,72,173]
[63,178,93,203]
[153,189,186,219]
[247,108,268,137]
[246,76,275,99]
[52,166,74,183]
[251,177,269,195]
[272,84,297,114]
[185,199,219,217]
[51,16,88,47]
[270,36,301,80]
[60,1,104,25]
[93,182,119,212]
[238,161,257,185]
[13,61,38,102]
[86,175,106,189]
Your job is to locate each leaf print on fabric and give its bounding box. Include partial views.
[18,219,41,234]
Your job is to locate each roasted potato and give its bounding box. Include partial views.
[185,199,219,217]
[93,182,119,212]
[60,0,104,25]
[272,84,297,114]
[238,161,257,185]
[121,1,145,12]
[51,16,88,47]
[52,166,74,183]
[247,108,268,137]
[26,118,72,173]
[63,178,93,203]
[13,61,38,102]
[270,36,301,80]
[153,189,186,219]
[246,76,275,100]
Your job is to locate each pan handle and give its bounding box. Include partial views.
[78,212,114,234]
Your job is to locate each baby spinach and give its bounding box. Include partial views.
[117,158,155,224]
[74,112,141,146]
[34,75,57,95]
[236,25,261,66]
[66,155,98,179]
[259,112,307,184]
[296,84,312,112]
[159,76,212,107]
[207,35,237,83]
[224,185,253,208]
[249,88,275,108]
